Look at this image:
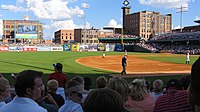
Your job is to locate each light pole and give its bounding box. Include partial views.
[176,5,188,32]
[81,3,89,44]
[2,8,8,40]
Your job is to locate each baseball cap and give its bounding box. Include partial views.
[191,57,200,106]
[65,80,88,94]
[53,63,63,70]
[131,79,146,86]
[166,79,182,90]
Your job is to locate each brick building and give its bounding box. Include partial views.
[54,30,74,44]
[122,7,172,41]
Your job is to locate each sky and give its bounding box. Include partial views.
[0,0,199,40]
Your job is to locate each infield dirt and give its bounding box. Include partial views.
[76,55,191,76]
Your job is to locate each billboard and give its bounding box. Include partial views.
[18,25,37,34]
[15,34,38,39]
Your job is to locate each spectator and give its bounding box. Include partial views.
[107,77,129,103]
[96,76,108,89]
[70,76,88,104]
[48,63,68,99]
[58,80,87,112]
[145,80,153,93]
[154,79,194,112]
[190,57,200,112]
[84,77,92,91]
[180,75,191,90]
[152,79,164,99]
[0,70,47,112]
[126,78,156,112]
[0,76,10,108]
[45,79,64,108]
[71,76,84,85]
[83,88,128,112]
[36,88,59,112]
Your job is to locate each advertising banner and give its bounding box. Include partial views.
[9,46,18,51]
[71,44,79,52]
[114,44,122,51]
[79,44,89,51]
[51,47,63,51]
[8,46,23,51]
[37,46,51,51]
[16,34,38,39]
[109,44,115,51]
[105,44,110,51]
[63,44,71,51]
[0,46,9,51]
[97,44,105,51]
[23,46,37,52]
[88,44,98,51]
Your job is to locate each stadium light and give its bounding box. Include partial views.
[176,5,188,32]
[81,3,89,44]
[2,8,8,40]
[123,0,129,6]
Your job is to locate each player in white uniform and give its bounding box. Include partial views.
[186,53,190,64]
[102,52,106,58]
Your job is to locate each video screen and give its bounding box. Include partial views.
[18,25,37,34]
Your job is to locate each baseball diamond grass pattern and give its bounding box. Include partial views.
[0,51,198,87]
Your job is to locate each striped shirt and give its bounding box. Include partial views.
[154,90,194,112]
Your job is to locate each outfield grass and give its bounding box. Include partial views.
[0,51,198,88]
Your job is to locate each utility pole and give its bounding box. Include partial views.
[176,5,188,32]
[2,8,8,40]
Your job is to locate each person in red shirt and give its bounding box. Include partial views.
[154,79,194,112]
[48,63,67,99]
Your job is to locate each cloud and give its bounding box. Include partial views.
[26,0,83,20]
[195,16,200,20]
[173,25,184,29]
[42,19,91,39]
[105,19,122,28]
[0,0,89,40]
[1,5,27,11]
[0,19,3,38]
[138,0,191,9]
[1,0,84,20]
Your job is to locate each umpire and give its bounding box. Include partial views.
[121,55,127,75]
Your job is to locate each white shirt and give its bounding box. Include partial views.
[56,87,66,100]
[58,99,83,112]
[0,102,6,108]
[0,96,47,112]
[186,53,190,61]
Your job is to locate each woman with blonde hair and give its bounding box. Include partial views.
[125,78,156,112]
[107,77,129,103]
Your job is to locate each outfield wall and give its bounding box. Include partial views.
[0,44,151,52]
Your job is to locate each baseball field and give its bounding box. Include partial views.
[0,51,198,86]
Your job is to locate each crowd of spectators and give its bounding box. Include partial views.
[151,31,200,41]
[0,59,200,112]
[151,43,200,54]
[136,43,159,53]
[105,34,140,39]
